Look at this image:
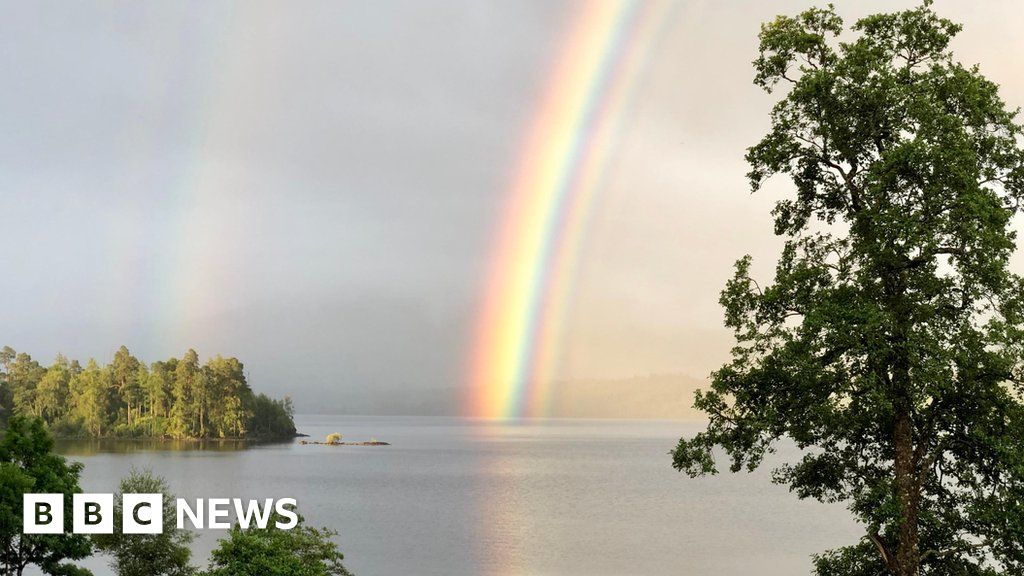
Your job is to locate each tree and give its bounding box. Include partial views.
[36,355,72,423]
[0,346,15,424]
[203,356,251,438]
[146,362,172,420]
[202,512,351,576]
[247,394,296,440]
[93,470,195,576]
[672,3,1024,576]
[0,416,93,575]
[0,347,15,373]
[72,360,110,438]
[171,351,201,439]
[8,352,44,419]
[110,347,141,428]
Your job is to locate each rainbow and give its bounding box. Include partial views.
[466,0,678,419]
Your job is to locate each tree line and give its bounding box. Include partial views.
[0,346,295,440]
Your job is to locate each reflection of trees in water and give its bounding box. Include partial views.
[54,436,292,456]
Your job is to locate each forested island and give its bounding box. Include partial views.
[0,345,296,440]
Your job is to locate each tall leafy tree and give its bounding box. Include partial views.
[110,346,141,428]
[0,347,15,373]
[205,356,251,438]
[0,416,92,575]
[146,362,173,420]
[71,360,110,438]
[170,350,201,438]
[8,353,44,419]
[672,4,1024,576]
[0,346,17,424]
[36,355,72,423]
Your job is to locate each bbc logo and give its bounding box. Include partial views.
[24,493,162,534]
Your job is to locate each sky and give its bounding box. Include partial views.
[1,1,1022,413]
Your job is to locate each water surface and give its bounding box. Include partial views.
[54,415,860,576]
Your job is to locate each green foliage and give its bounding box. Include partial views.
[111,346,142,429]
[246,394,296,440]
[0,346,16,426]
[71,360,109,438]
[8,352,45,420]
[35,355,72,423]
[0,416,93,575]
[325,433,342,444]
[93,470,195,576]
[673,3,1024,576]
[203,512,351,576]
[0,347,295,440]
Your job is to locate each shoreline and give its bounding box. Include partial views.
[299,440,391,446]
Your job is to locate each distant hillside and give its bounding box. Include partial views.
[546,373,707,420]
[316,373,708,420]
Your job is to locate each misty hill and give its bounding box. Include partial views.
[317,373,708,420]
[545,374,707,420]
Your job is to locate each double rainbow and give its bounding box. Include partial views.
[466,0,678,419]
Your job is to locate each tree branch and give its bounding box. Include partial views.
[919,540,988,562]
[867,531,894,571]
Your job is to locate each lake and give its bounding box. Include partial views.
[52,415,860,576]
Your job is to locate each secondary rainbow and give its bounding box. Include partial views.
[466,0,677,419]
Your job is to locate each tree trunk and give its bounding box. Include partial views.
[893,405,920,576]
[881,262,920,576]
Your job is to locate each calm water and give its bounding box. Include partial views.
[50,416,859,576]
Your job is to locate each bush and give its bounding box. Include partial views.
[94,469,196,576]
[49,416,88,438]
[203,512,351,576]
[325,433,342,444]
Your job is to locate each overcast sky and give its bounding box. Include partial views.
[1,1,1022,411]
